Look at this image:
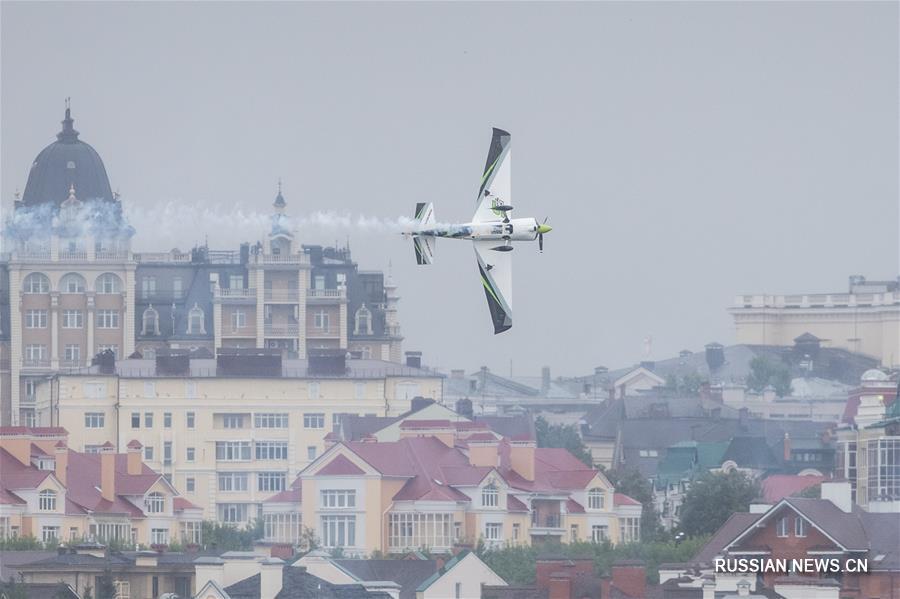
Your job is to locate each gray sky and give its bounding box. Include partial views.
[2,2,898,376]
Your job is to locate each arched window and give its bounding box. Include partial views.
[142,306,160,335]
[354,304,372,335]
[588,488,605,510]
[60,273,86,293]
[145,492,165,514]
[187,304,206,335]
[38,489,57,511]
[95,273,122,294]
[23,273,50,294]
[482,483,499,508]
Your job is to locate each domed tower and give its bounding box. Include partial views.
[18,104,115,210]
[268,180,294,255]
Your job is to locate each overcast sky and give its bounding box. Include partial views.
[2,2,897,376]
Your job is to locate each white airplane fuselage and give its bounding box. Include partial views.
[416,217,545,243]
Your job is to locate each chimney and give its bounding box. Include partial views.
[54,441,68,486]
[410,396,434,413]
[194,557,226,590]
[548,574,571,599]
[705,342,725,371]
[126,440,143,475]
[541,366,551,395]
[736,579,751,597]
[783,433,791,462]
[450,369,466,379]
[468,438,500,468]
[405,351,422,368]
[821,481,853,513]
[259,557,284,599]
[100,442,116,502]
[610,561,645,599]
[702,578,716,599]
[509,440,536,481]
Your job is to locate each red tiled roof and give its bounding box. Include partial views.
[174,497,200,511]
[399,419,454,429]
[463,432,499,443]
[566,498,585,513]
[0,487,26,505]
[126,440,143,449]
[761,474,825,503]
[508,495,528,512]
[30,443,50,457]
[0,427,68,436]
[318,454,366,476]
[0,449,53,490]
[614,493,641,506]
[264,487,302,504]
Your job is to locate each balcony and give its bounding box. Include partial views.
[22,358,51,369]
[215,288,257,303]
[59,250,87,261]
[307,327,341,339]
[264,324,300,337]
[264,289,300,302]
[256,253,307,265]
[530,513,564,535]
[135,252,192,264]
[95,250,128,261]
[140,289,186,302]
[307,288,346,301]
[734,292,899,309]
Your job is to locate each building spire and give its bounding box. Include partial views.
[57,97,79,142]
[273,178,286,211]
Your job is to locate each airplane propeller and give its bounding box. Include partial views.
[538,217,551,252]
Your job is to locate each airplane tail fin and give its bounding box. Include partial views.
[413,235,435,265]
[414,202,436,227]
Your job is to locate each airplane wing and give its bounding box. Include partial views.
[473,128,511,223]
[474,240,512,334]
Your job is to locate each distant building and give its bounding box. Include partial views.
[28,351,441,524]
[1,107,403,427]
[730,275,900,367]
[0,427,199,548]
[262,421,641,555]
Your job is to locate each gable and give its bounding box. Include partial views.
[303,444,379,477]
[726,502,848,554]
[318,455,366,476]
[614,367,665,389]
[376,403,471,442]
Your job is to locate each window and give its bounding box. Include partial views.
[84,412,105,428]
[39,490,57,511]
[97,309,119,329]
[62,309,84,328]
[321,490,356,508]
[25,309,48,328]
[229,275,244,289]
[218,503,248,523]
[144,446,154,460]
[795,517,808,537]
[180,521,201,544]
[264,513,302,544]
[223,414,245,429]
[258,472,286,492]
[314,310,329,330]
[388,512,453,551]
[255,413,289,428]
[592,525,609,543]
[131,412,140,428]
[142,306,160,335]
[145,492,165,513]
[172,277,183,297]
[354,305,372,335]
[25,380,37,401]
[25,344,47,364]
[186,477,195,493]
[588,488,605,510]
[867,438,900,501]
[185,382,197,399]
[621,518,640,543]
[144,412,154,427]
[150,528,168,545]
[64,345,81,364]
[308,382,320,400]
[217,441,252,461]
[776,516,789,537]
[41,526,60,543]
[96,274,121,294]
[61,274,85,293]
[230,310,246,329]
[186,447,195,462]
[484,522,502,541]
[218,472,249,492]
[512,523,520,541]
[163,412,172,428]
[24,273,50,294]
[455,583,462,599]
[255,441,288,460]
[304,413,325,429]
[186,412,195,428]
[321,515,356,548]
[355,383,366,400]
[163,442,172,464]
[142,276,156,297]
[187,304,205,334]
[482,483,499,507]
[307,446,317,460]
[98,344,118,358]
[570,524,579,542]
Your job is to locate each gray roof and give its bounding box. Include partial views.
[0,550,56,580]
[334,559,437,599]
[224,567,391,599]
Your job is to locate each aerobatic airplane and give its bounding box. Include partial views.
[407,128,551,334]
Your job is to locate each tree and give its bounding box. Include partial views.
[94,565,116,599]
[201,519,264,551]
[1,577,28,599]
[747,356,792,396]
[535,417,593,467]
[606,467,665,542]
[679,471,760,537]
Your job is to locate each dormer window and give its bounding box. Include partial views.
[39,490,57,511]
[588,488,605,510]
[354,304,372,335]
[142,306,160,335]
[187,304,206,335]
[482,483,499,508]
[145,492,165,514]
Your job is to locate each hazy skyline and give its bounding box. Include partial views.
[2,2,898,376]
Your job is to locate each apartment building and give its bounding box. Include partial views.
[0,426,200,547]
[1,107,403,427]
[730,275,900,366]
[261,419,642,554]
[30,350,442,524]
